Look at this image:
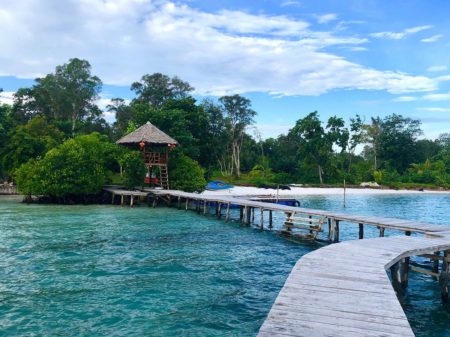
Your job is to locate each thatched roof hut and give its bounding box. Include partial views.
[116,122,178,146]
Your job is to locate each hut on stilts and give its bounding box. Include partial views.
[116,122,178,189]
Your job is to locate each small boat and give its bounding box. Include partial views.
[205,180,234,191]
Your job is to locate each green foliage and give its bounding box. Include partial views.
[119,151,146,189]
[170,154,206,192]
[12,58,102,137]
[1,116,64,175]
[15,133,116,197]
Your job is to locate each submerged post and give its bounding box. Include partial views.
[379,226,385,237]
[391,258,410,297]
[359,223,364,239]
[440,250,449,303]
[245,207,251,225]
[218,203,222,219]
[260,208,264,229]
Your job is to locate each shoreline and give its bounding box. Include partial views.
[202,185,450,197]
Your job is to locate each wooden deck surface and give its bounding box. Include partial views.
[258,235,450,337]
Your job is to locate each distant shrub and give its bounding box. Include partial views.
[119,151,146,189]
[170,154,206,192]
[15,133,117,197]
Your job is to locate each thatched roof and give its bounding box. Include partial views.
[116,122,178,145]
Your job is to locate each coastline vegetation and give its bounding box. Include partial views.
[0,58,449,201]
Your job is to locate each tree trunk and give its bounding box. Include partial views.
[318,165,323,185]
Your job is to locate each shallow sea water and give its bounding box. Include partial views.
[0,193,449,336]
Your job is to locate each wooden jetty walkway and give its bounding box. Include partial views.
[103,187,450,336]
[258,235,450,337]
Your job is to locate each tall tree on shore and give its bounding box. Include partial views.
[12,58,102,136]
[131,73,194,108]
[219,94,256,178]
[290,111,331,185]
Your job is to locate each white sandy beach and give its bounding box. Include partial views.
[201,185,450,197]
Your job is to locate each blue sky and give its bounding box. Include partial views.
[0,0,449,139]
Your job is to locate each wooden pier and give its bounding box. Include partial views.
[258,235,450,337]
[104,187,450,336]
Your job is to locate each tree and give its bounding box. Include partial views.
[118,151,146,189]
[362,117,382,170]
[1,116,64,174]
[131,73,194,108]
[377,114,422,173]
[219,94,256,178]
[290,111,331,184]
[15,133,117,199]
[108,98,134,138]
[170,154,206,192]
[346,114,364,173]
[13,58,102,136]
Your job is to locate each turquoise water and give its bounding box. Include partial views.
[0,194,449,336]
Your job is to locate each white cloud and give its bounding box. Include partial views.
[281,1,301,7]
[316,13,337,24]
[0,1,439,96]
[0,91,14,105]
[351,46,368,52]
[394,96,417,102]
[421,34,443,43]
[370,25,432,40]
[427,65,447,72]
[256,124,291,139]
[417,107,450,112]
[422,92,450,101]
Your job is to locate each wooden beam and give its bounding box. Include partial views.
[440,250,449,303]
[260,208,264,229]
[359,223,364,239]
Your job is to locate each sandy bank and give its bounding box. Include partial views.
[201,186,450,197]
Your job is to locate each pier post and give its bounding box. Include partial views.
[239,207,244,223]
[121,195,124,207]
[130,195,134,207]
[225,203,230,223]
[440,250,449,303]
[379,226,385,237]
[245,207,251,225]
[333,220,340,243]
[204,200,207,215]
[218,203,222,219]
[328,218,332,242]
[185,199,189,211]
[359,223,364,239]
[177,196,181,209]
[111,193,115,204]
[391,258,410,297]
[401,257,409,290]
[215,203,219,216]
[260,208,264,229]
[196,200,200,213]
[269,211,273,228]
[252,208,255,224]
[433,251,440,274]
[152,197,157,208]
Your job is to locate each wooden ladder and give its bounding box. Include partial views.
[159,165,169,189]
[284,212,325,239]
